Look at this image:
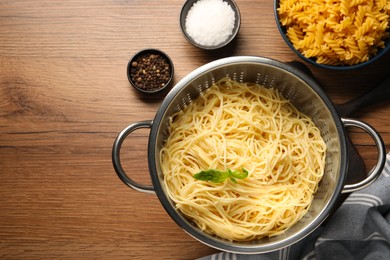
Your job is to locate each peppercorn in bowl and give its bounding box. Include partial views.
[127,49,174,94]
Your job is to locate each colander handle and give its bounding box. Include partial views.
[341,118,386,194]
[112,120,155,194]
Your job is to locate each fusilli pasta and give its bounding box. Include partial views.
[278,0,390,65]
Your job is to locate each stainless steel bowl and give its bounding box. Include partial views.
[113,56,385,253]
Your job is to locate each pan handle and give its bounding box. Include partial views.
[112,120,155,194]
[336,76,390,117]
[341,118,386,194]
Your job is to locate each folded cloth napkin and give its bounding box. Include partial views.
[199,153,390,260]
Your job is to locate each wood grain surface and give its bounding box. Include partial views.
[1,0,389,259]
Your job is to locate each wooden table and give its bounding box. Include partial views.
[1,0,389,259]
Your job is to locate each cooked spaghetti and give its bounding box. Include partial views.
[160,78,326,241]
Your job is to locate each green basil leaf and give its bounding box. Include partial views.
[193,169,229,183]
[193,168,248,183]
[229,168,249,179]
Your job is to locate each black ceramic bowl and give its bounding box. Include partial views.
[180,0,241,50]
[127,49,174,94]
[274,0,390,70]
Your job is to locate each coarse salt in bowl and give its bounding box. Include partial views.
[180,0,241,50]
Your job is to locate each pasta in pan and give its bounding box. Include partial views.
[160,78,326,241]
[278,0,390,65]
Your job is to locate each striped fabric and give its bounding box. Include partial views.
[199,152,390,260]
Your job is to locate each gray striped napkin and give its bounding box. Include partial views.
[199,153,390,260]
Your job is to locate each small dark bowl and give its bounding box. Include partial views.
[274,0,390,70]
[180,0,241,50]
[127,49,174,94]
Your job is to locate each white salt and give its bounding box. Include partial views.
[185,0,236,47]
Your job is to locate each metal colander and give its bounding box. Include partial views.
[113,56,385,254]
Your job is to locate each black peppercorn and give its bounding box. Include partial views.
[129,52,172,92]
